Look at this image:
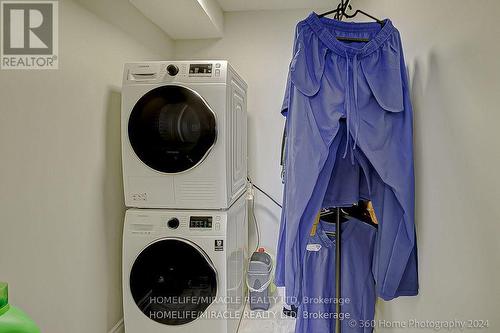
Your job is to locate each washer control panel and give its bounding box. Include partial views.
[126,209,225,235]
[163,214,223,232]
[189,216,213,228]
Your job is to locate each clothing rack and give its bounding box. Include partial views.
[334,207,342,333]
[325,4,347,331]
[319,2,348,330]
[320,207,342,333]
[318,2,384,331]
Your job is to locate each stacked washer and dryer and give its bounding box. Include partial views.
[121,61,248,333]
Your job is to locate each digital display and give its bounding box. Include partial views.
[189,64,212,76]
[190,216,213,228]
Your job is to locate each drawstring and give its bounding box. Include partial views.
[342,51,351,160]
[342,51,360,164]
[352,53,360,150]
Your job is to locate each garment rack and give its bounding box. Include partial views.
[320,2,346,330]
[334,207,342,333]
[318,1,384,330]
[320,207,342,333]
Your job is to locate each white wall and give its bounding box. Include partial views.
[175,2,500,331]
[0,1,172,332]
[74,0,174,56]
[175,10,302,255]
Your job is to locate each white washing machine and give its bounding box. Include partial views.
[123,194,248,333]
[122,60,247,209]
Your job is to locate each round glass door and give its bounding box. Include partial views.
[130,238,217,325]
[128,85,217,173]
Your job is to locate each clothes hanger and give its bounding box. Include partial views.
[320,201,377,227]
[320,208,349,223]
[318,1,347,20]
[343,201,378,228]
[343,9,384,25]
[318,0,384,43]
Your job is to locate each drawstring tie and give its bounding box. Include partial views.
[342,51,360,164]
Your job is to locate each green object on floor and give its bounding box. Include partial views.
[0,283,7,309]
[0,283,40,333]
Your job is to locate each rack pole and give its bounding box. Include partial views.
[335,207,341,333]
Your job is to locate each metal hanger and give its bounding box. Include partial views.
[344,201,379,227]
[318,0,348,20]
[320,207,349,223]
[321,202,376,226]
[343,7,384,25]
[318,0,384,43]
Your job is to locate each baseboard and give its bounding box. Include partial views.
[109,318,124,333]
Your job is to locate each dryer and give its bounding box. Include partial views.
[122,194,248,333]
[122,61,247,209]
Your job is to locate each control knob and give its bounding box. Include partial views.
[167,218,180,229]
[166,64,179,76]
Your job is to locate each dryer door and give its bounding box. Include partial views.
[130,238,217,326]
[128,85,217,173]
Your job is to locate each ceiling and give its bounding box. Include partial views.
[128,0,341,40]
[215,0,334,12]
[130,0,224,39]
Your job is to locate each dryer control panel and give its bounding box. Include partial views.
[123,61,229,84]
[189,63,213,76]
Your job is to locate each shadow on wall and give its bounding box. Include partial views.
[103,88,126,330]
[411,50,445,238]
[410,55,425,236]
[375,51,443,320]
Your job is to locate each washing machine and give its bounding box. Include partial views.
[123,194,248,333]
[122,60,248,209]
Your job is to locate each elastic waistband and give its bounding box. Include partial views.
[305,12,397,57]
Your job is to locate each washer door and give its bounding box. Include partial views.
[128,85,217,173]
[130,238,217,325]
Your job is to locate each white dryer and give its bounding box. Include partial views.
[122,61,247,209]
[123,194,248,333]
